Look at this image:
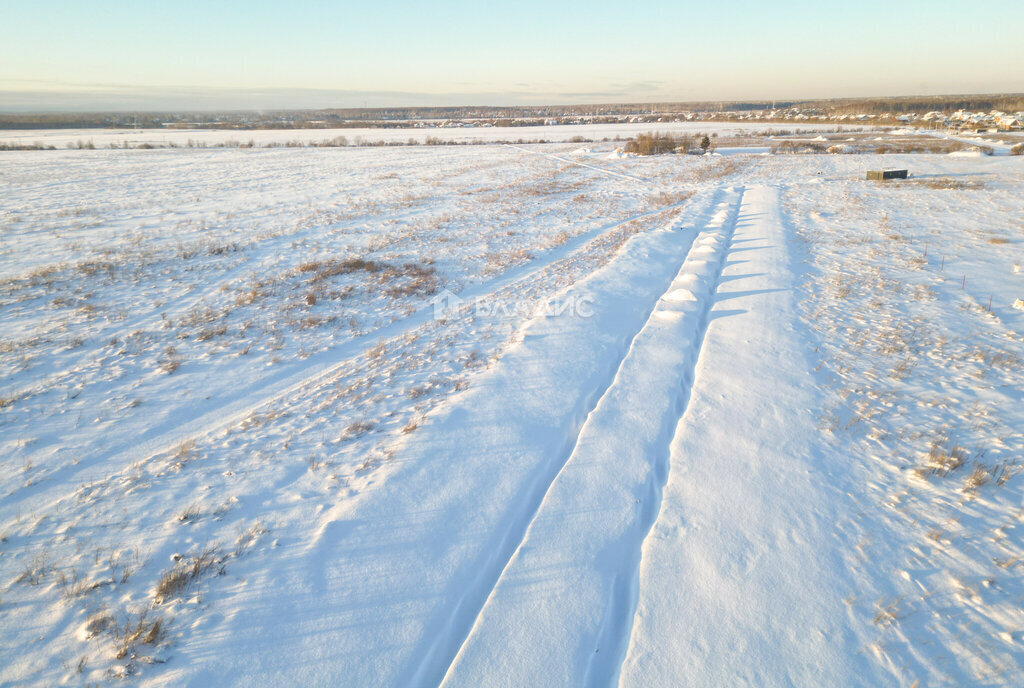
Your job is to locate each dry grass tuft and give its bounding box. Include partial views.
[16,552,53,585]
[917,435,968,478]
[84,610,114,638]
[297,257,440,298]
[112,607,165,660]
[366,341,387,360]
[299,258,385,283]
[234,520,268,557]
[154,546,221,604]
[342,419,376,439]
[177,503,202,524]
[902,178,986,191]
[160,346,181,374]
[648,190,693,208]
[56,568,109,600]
[873,598,903,627]
[196,323,228,341]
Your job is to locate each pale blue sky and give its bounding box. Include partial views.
[1,0,1022,110]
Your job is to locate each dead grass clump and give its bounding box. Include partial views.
[160,346,181,374]
[108,549,143,585]
[298,258,383,283]
[987,236,1009,245]
[917,435,968,478]
[546,230,573,248]
[485,249,533,275]
[648,190,693,207]
[873,598,903,627]
[77,260,117,278]
[872,139,983,155]
[1010,143,1023,156]
[57,568,109,600]
[235,280,271,307]
[963,460,1018,494]
[196,323,228,341]
[297,258,440,298]
[962,463,991,494]
[830,275,853,299]
[384,263,441,298]
[234,521,268,557]
[154,546,221,604]
[366,341,387,360]
[179,240,241,260]
[84,610,115,638]
[112,607,165,659]
[177,503,202,524]
[16,552,53,585]
[342,420,376,439]
[173,439,196,467]
[899,178,986,191]
[408,384,430,399]
[971,346,1020,369]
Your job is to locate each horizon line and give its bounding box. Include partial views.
[2,87,1023,116]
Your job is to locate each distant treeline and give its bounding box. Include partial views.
[1,94,1020,130]
[800,94,1024,115]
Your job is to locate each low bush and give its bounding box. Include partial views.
[624,132,691,156]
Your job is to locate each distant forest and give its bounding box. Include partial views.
[1,94,1021,129]
[801,94,1024,115]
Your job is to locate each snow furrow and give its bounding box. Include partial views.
[436,188,745,688]
[402,191,729,688]
[619,185,869,687]
[506,145,651,185]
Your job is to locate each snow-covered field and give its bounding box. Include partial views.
[0,120,850,149]
[1,138,1022,686]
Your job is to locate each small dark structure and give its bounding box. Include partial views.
[866,169,908,181]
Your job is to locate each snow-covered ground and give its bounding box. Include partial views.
[0,120,853,149]
[1,138,1022,686]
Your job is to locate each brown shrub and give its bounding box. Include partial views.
[624,132,691,156]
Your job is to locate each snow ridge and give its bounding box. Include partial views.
[437,188,745,687]
[404,191,725,688]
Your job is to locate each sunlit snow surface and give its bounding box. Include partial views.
[1,138,1022,686]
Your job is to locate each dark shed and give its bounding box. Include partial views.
[866,169,908,181]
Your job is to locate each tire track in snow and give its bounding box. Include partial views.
[399,188,730,687]
[592,188,745,687]
[617,185,867,687]
[418,188,746,688]
[505,145,652,185]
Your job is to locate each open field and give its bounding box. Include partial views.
[2,133,1023,686]
[0,121,862,150]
